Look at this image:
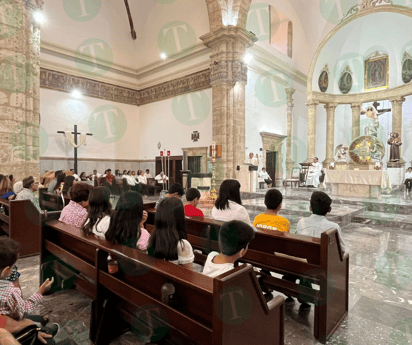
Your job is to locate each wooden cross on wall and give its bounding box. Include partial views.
[57,125,93,174]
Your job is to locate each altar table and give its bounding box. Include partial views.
[325,170,391,198]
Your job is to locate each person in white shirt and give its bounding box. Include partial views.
[203,220,255,278]
[125,171,137,186]
[212,179,251,225]
[258,168,272,188]
[137,170,147,184]
[145,169,153,179]
[91,170,101,181]
[306,157,323,188]
[405,167,412,193]
[70,169,81,181]
[82,186,112,238]
[155,172,169,189]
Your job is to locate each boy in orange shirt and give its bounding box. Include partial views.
[253,189,290,232]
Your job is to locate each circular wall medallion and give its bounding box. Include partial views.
[402,58,412,84]
[338,71,353,94]
[349,135,385,165]
[318,71,329,93]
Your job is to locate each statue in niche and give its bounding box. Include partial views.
[334,144,349,163]
[388,132,402,162]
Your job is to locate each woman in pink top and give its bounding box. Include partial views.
[105,191,150,250]
[59,183,93,228]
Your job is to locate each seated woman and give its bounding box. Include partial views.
[105,191,150,250]
[212,179,251,225]
[82,186,112,238]
[137,170,148,195]
[52,173,66,194]
[79,172,89,181]
[405,167,412,194]
[59,183,93,227]
[0,175,15,200]
[47,170,64,192]
[148,198,194,269]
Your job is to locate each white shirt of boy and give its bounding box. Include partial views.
[295,214,346,253]
[145,172,153,179]
[202,252,234,278]
[406,171,412,179]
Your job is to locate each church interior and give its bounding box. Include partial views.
[1,0,412,344]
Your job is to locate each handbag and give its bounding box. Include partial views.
[13,324,41,345]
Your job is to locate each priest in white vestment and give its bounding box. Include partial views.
[306,157,323,188]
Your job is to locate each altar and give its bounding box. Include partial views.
[325,170,391,198]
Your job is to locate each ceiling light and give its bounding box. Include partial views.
[244,54,253,64]
[160,53,167,60]
[71,89,82,98]
[33,11,45,24]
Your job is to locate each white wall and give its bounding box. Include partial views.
[137,89,212,159]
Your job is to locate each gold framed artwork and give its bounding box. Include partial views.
[364,53,389,91]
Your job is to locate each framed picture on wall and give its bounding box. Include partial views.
[364,53,389,91]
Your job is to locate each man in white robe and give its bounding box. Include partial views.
[306,157,323,188]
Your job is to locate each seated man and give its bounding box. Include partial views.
[405,167,412,194]
[15,176,41,213]
[306,157,323,188]
[145,169,153,179]
[155,172,169,190]
[70,169,81,182]
[258,168,272,188]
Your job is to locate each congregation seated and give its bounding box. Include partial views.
[15,176,41,213]
[212,179,251,225]
[105,191,150,250]
[90,169,101,181]
[306,157,323,188]
[79,172,89,181]
[0,175,16,200]
[81,186,112,238]
[145,169,153,179]
[104,169,114,184]
[70,169,81,181]
[148,198,194,270]
[47,170,64,192]
[202,220,255,278]
[154,183,184,209]
[114,169,122,180]
[253,189,290,232]
[405,167,412,194]
[59,183,93,227]
[184,188,204,218]
[123,170,137,186]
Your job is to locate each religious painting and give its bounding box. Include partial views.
[402,54,412,84]
[318,70,329,93]
[338,69,353,94]
[365,53,389,91]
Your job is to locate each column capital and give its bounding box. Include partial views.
[351,102,363,109]
[389,96,406,104]
[324,103,338,110]
[305,100,319,107]
[285,88,295,102]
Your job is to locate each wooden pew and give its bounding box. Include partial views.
[147,178,161,196]
[145,209,349,343]
[0,198,61,257]
[39,188,70,211]
[41,220,285,345]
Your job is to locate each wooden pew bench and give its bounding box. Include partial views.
[41,220,285,345]
[145,209,349,343]
[0,198,46,257]
[39,188,70,211]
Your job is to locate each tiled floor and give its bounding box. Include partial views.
[16,188,412,345]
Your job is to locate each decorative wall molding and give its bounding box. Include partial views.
[40,68,211,106]
[342,0,392,22]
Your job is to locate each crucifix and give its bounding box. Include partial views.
[57,125,93,174]
[372,101,391,117]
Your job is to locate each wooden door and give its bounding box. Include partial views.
[266,151,277,181]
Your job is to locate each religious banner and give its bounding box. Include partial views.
[365,53,389,91]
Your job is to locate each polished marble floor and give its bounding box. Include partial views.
[16,188,412,345]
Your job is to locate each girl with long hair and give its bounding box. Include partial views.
[82,187,112,237]
[212,179,251,225]
[105,191,150,250]
[148,197,194,269]
[53,173,66,194]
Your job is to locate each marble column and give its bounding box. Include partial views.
[305,100,319,163]
[323,103,338,166]
[201,27,256,183]
[351,103,362,140]
[389,96,405,161]
[0,0,43,180]
[285,88,295,177]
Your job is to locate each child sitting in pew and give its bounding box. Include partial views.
[105,191,150,250]
[0,238,58,344]
[59,183,93,228]
[202,220,255,278]
[184,188,204,218]
[253,189,290,232]
[148,198,195,270]
[82,186,112,238]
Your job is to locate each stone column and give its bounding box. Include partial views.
[285,88,295,177]
[389,96,405,161]
[201,27,256,183]
[305,100,319,163]
[0,0,43,180]
[323,103,338,166]
[351,103,362,140]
